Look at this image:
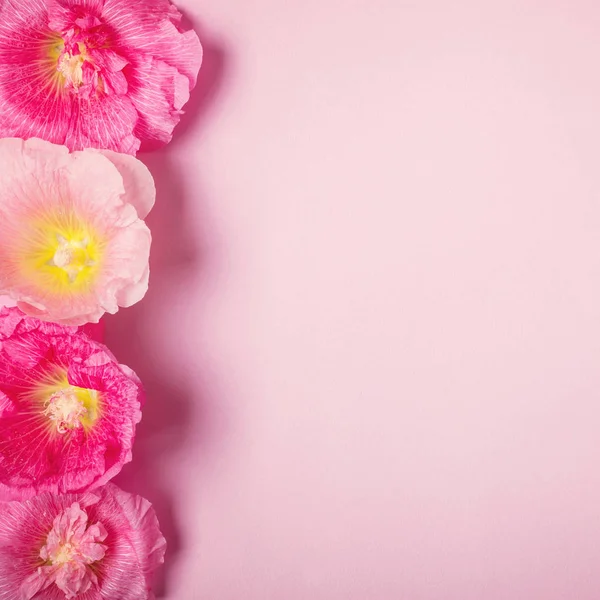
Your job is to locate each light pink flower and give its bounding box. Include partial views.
[0,0,202,153]
[0,307,144,500]
[0,483,166,599]
[0,137,154,326]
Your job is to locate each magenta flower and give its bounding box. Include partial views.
[0,0,202,153]
[0,483,166,599]
[0,307,143,500]
[0,138,154,326]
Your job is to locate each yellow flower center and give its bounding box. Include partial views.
[49,235,96,284]
[24,368,101,434]
[19,212,104,295]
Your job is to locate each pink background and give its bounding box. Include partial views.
[106,1,600,598]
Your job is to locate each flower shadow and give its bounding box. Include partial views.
[174,22,229,145]
[105,28,228,598]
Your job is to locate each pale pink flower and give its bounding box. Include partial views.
[0,137,154,326]
[0,483,166,599]
[0,0,202,153]
[0,307,144,500]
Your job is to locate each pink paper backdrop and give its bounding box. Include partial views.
[106,1,600,598]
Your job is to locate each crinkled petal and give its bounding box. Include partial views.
[64,95,140,154]
[108,485,167,582]
[102,0,202,85]
[47,0,106,32]
[102,223,152,307]
[128,56,191,151]
[0,7,73,146]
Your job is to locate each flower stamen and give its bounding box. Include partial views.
[48,235,96,284]
[44,387,88,434]
[57,41,92,92]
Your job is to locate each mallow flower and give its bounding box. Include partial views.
[0,307,144,500]
[0,137,154,325]
[0,483,166,599]
[0,0,202,153]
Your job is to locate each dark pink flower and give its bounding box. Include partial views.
[0,0,202,153]
[0,483,166,599]
[0,307,144,499]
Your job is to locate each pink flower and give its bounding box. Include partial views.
[0,307,144,500]
[0,483,166,599]
[0,137,154,326]
[0,0,202,154]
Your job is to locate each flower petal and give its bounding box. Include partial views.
[126,56,190,151]
[102,0,202,85]
[95,150,156,219]
[64,95,141,154]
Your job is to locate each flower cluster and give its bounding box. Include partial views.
[0,0,202,597]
